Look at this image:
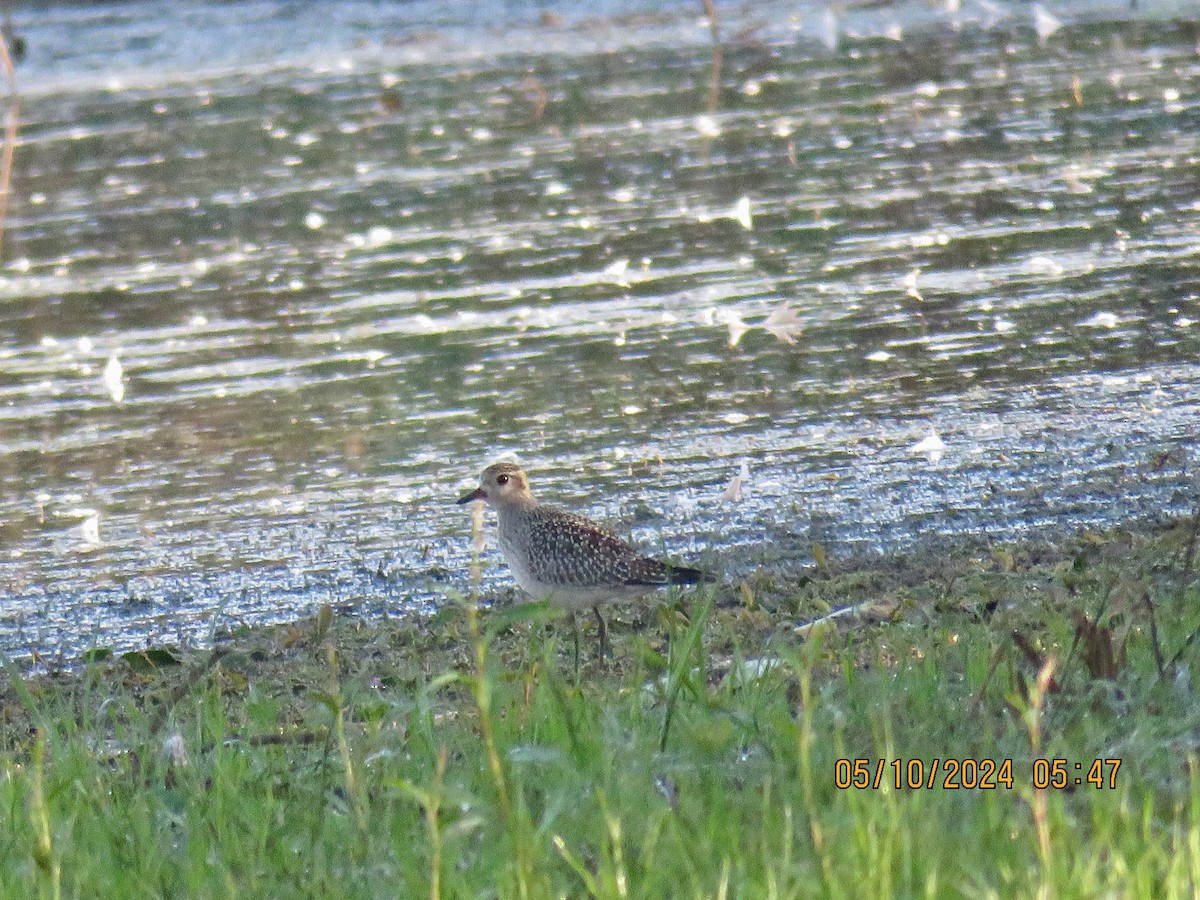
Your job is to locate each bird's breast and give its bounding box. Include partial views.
[495,513,544,595]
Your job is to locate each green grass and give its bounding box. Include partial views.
[3,519,1200,898]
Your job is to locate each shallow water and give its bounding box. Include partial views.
[2,0,1199,663]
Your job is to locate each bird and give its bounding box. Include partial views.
[457,461,714,658]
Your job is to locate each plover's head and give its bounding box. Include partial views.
[456,462,534,508]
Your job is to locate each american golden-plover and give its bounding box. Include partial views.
[457,461,713,656]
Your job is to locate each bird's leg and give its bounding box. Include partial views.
[569,611,580,675]
[594,606,609,659]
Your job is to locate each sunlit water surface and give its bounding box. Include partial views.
[2,0,1199,663]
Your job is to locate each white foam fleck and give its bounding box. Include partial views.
[103,353,125,402]
[1078,312,1118,329]
[909,430,947,463]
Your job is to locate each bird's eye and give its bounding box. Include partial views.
[497,474,510,485]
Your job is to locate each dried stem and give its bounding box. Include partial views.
[701,0,722,113]
[326,644,369,841]
[465,591,534,896]
[0,22,18,260]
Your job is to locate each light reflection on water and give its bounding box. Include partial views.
[1,0,1198,662]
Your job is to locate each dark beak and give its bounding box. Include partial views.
[456,486,486,505]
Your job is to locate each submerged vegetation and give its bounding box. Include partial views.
[3,514,1199,897]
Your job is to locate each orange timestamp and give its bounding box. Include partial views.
[834,757,1122,791]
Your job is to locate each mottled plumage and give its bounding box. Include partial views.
[457,462,713,653]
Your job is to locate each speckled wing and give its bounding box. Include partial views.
[523,507,670,588]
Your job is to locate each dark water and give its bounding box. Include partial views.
[1,0,1198,663]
